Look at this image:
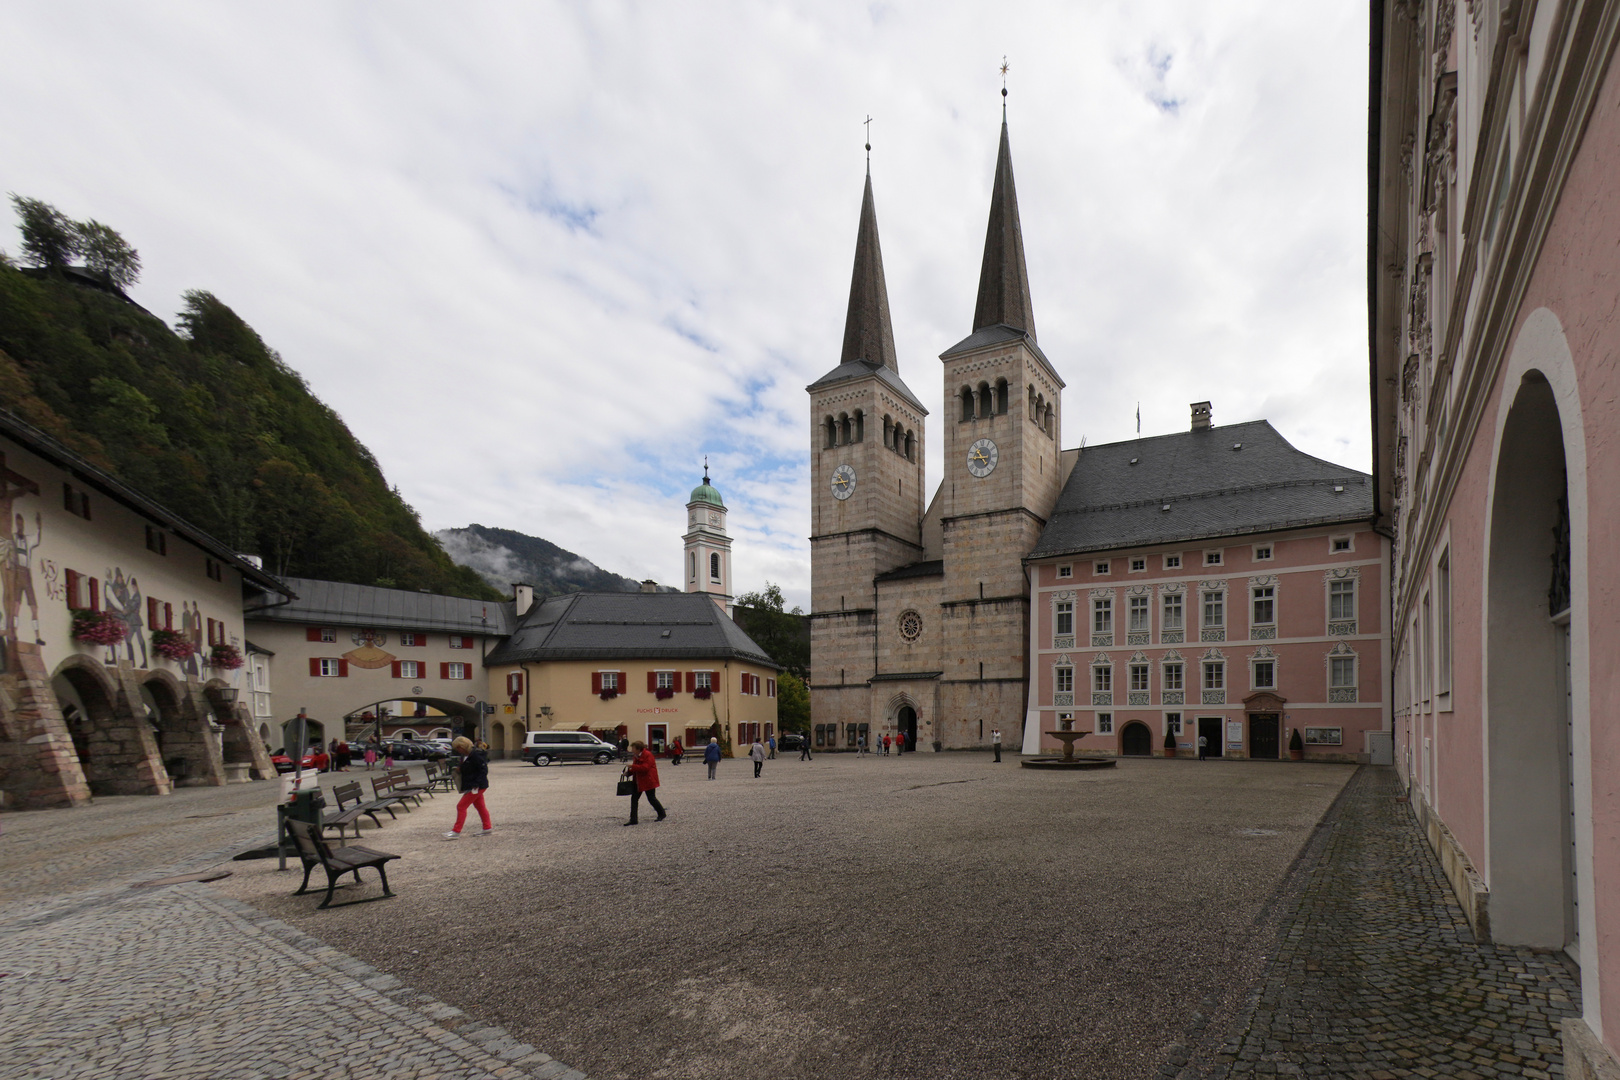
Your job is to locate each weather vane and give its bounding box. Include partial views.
[703,454,709,482]
[1001,56,1010,116]
[864,114,873,169]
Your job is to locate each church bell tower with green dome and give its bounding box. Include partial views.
[683,464,733,616]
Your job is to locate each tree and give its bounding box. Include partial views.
[734,582,809,677]
[775,671,810,733]
[9,195,78,269]
[75,219,141,289]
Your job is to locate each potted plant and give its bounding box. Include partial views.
[209,642,245,670]
[655,686,674,700]
[151,628,195,662]
[694,687,711,700]
[599,688,619,701]
[70,608,125,646]
[1163,728,1177,758]
[1289,728,1305,761]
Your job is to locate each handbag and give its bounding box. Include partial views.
[616,770,635,797]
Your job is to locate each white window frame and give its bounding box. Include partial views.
[655,670,677,690]
[1055,666,1074,694]
[1164,712,1183,736]
[1202,589,1225,629]
[317,658,342,677]
[399,660,422,679]
[1329,533,1354,554]
[1055,600,1074,637]
[1329,578,1356,622]
[1162,662,1184,692]
[1203,661,1225,691]
[1092,597,1113,634]
[600,670,621,693]
[1128,595,1150,633]
[1094,560,1111,575]
[1163,554,1182,570]
[1161,590,1184,631]
[1252,659,1276,690]
[1436,546,1452,706]
[1330,655,1356,689]
[1096,712,1114,735]
[694,670,714,691]
[1251,585,1275,626]
[1129,663,1149,692]
[1204,549,1224,566]
[1128,556,1147,573]
[1092,664,1112,693]
[447,662,469,680]
[1057,564,1073,579]
[1252,543,1274,561]
[319,628,337,643]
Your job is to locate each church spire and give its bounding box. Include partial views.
[839,171,899,372]
[971,118,1036,341]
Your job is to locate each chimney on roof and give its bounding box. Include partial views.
[640,579,658,593]
[513,583,535,617]
[1190,401,1212,431]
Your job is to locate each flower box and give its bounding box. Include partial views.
[654,687,674,700]
[71,609,126,646]
[693,688,711,700]
[209,643,245,670]
[151,629,195,661]
[599,689,619,701]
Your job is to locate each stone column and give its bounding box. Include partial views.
[0,643,92,809]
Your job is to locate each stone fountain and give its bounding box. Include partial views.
[1021,721,1117,771]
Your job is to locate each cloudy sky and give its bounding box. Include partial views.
[0,2,1370,610]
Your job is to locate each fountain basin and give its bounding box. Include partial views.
[1021,729,1118,770]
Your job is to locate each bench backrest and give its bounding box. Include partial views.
[287,818,332,865]
[370,774,396,798]
[387,768,412,786]
[332,781,362,808]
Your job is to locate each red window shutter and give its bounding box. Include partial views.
[306,627,322,642]
[337,659,349,677]
[147,597,159,627]
[592,671,602,694]
[89,578,100,612]
[309,658,321,677]
[647,671,657,693]
[164,603,173,630]
[686,671,695,692]
[392,661,402,678]
[65,569,80,609]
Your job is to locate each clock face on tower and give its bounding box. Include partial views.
[966,438,999,478]
[830,464,857,500]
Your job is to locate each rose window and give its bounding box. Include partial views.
[898,610,923,642]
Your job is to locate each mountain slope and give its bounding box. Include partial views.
[0,263,501,600]
[435,524,664,597]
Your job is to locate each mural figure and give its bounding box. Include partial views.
[4,513,44,648]
[104,568,148,667]
[0,452,41,671]
[179,599,200,677]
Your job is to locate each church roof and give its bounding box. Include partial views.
[485,590,779,669]
[688,478,724,508]
[809,171,928,414]
[971,121,1036,340]
[840,172,899,373]
[806,358,927,413]
[1028,420,1374,559]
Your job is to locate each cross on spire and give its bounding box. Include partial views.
[864,114,873,172]
[1000,57,1009,117]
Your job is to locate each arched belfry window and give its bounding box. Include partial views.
[838,413,851,445]
[690,552,697,581]
[853,409,864,443]
[1028,385,1037,419]
[977,381,991,419]
[710,553,721,581]
[824,417,836,449]
[996,378,1009,415]
[883,415,894,448]
[1044,404,1054,437]
[904,430,915,462]
[960,387,974,422]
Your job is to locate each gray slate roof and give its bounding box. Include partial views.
[938,324,1061,384]
[806,358,928,414]
[839,172,900,374]
[1029,420,1374,559]
[972,121,1037,340]
[247,577,514,635]
[485,591,779,669]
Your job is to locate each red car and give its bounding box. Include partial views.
[271,748,330,774]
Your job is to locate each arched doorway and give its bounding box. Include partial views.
[897,706,917,751]
[490,722,506,759]
[1487,370,1577,951]
[512,721,527,753]
[281,718,325,755]
[1121,721,1152,757]
[51,657,167,796]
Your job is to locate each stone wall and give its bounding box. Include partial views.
[0,644,92,809]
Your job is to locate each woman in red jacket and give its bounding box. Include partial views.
[624,740,666,826]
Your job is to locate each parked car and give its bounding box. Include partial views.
[521,730,618,766]
[776,732,805,752]
[270,748,328,774]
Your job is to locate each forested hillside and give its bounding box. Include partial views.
[436,523,672,597]
[0,261,501,600]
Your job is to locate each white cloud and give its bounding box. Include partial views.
[0,1,1370,612]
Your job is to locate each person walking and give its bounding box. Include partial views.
[704,737,721,780]
[1197,733,1208,761]
[618,735,630,763]
[881,733,891,756]
[799,735,812,761]
[383,743,394,770]
[363,741,377,771]
[750,737,766,777]
[768,734,776,760]
[992,728,1002,763]
[624,740,666,825]
[857,733,867,756]
[670,737,684,766]
[443,736,492,839]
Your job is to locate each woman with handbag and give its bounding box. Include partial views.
[443,736,493,839]
[623,740,666,826]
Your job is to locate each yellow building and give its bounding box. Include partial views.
[485,589,780,755]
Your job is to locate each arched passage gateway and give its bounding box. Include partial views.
[338,696,480,748]
[50,656,168,796]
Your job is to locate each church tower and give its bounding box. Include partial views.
[936,113,1064,729]
[683,467,733,616]
[806,168,928,731]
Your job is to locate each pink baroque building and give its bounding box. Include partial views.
[1022,412,1390,764]
[1370,0,1620,1073]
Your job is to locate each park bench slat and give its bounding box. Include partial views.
[286,818,400,910]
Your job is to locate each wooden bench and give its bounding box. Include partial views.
[369,774,413,815]
[285,818,400,909]
[323,781,389,840]
[424,760,457,794]
[386,767,429,805]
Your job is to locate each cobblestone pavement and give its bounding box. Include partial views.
[0,767,590,1080]
[1168,766,1583,1079]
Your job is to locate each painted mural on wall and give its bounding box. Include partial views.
[0,449,242,685]
[343,628,395,670]
[0,452,42,674]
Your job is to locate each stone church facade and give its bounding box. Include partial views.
[808,119,1063,752]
